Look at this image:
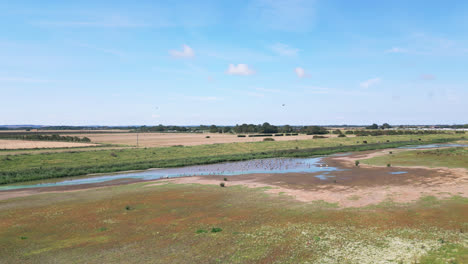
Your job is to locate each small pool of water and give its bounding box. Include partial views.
[398,144,468,149]
[0,157,343,191]
[389,171,408,175]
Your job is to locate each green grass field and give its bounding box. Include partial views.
[362,147,468,169]
[0,134,463,184]
[0,182,466,264]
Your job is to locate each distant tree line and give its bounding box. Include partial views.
[351,130,448,136]
[0,134,91,142]
[366,123,392,129]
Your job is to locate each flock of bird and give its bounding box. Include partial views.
[157,158,331,179]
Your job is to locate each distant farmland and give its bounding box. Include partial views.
[66,132,340,147]
[0,139,97,150]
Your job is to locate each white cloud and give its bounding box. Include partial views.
[295,67,308,78]
[360,77,381,88]
[420,74,436,80]
[169,44,195,58]
[226,64,255,76]
[385,47,407,53]
[271,43,299,56]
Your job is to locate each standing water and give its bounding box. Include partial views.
[0,157,342,190]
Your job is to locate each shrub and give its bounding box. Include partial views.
[211,227,223,233]
[224,177,228,181]
[220,182,225,187]
[355,160,360,167]
[387,163,391,167]
[313,135,326,139]
[362,141,368,144]
[196,229,208,234]
[263,138,275,141]
[125,205,132,211]
[345,130,354,134]
[205,136,210,138]
[389,151,393,154]
[332,129,342,134]
[338,134,346,137]
[274,133,284,136]
[237,135,246,137]
[110,152,118,157]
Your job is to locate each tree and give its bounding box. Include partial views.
[381,123,392,129]
[301,126,328,134]
[366,123,379,129]
[280,125,293,133]
[332,129,343,134]
[261,122,278,133]
[209,125,218,133]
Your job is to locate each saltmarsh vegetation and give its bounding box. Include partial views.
[0,134,463,184]
[0,183,466,263]
[362,146,468,169]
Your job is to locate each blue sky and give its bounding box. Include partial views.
[1,0,467,125]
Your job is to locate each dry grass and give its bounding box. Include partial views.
[0,139,97,150]
[71,132,342,147]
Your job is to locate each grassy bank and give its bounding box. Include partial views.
[0,134,464,184]
[0,182,466,263]
[362,146,468,169]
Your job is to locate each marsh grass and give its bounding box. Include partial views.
[362,146,468,169]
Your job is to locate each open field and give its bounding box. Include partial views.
[0,129,130,133]
[1,136,467,263]
[67,132,342,147]
[0,134,463,184]
[0,139,98,150]
[1,182,467,264]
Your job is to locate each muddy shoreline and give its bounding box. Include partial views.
[1,149,467,207]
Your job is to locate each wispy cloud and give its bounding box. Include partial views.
[385,47,407,53]
[295,67,309,78]
[188,96,222,101]
[226,64,255,76]
[360,77,381,88]
[271,43,299,56]
[303,86,330,94]
[0,77,54,83]
[420,74,436,80]
[33,15,150,28]
[248,0,317,32]
[255,87,280,93]
[76,43,126,57]
[169,44,195,58]
[246,91,265,98]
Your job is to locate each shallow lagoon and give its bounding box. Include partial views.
[0,157,342,190]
